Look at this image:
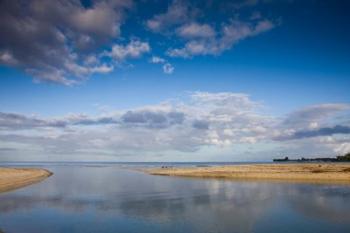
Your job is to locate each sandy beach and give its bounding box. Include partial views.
[146,163,350,184]
[0,168,52,193]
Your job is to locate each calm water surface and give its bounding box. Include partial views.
[0,164,350,233]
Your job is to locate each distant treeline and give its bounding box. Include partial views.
[273,152,350,162]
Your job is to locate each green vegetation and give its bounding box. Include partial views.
[337,152,350,161]
[274,152,350,162]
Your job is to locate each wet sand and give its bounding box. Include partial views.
[0,168,52,193]
[146,163,350,184]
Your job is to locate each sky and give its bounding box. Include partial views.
[0,0,350,162]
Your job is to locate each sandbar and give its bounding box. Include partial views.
[0,167,52,193]
[146,163,350,184]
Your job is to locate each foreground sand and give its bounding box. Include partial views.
[146,163,350,184]
[0,168,52,193]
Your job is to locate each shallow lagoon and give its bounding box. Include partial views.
[1,164,350,233]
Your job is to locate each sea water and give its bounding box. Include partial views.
[0,163,349,233]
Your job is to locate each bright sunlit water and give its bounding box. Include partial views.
[1,164,350,233]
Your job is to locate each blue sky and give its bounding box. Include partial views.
[0,0,350,162]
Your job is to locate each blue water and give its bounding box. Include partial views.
[0,163,350,233]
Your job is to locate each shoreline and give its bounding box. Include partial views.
[0,168,53,193]
[145,163,350,184]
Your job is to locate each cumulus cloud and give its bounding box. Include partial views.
[0,0,132,85]
[0,92,349,159]
[192,120,210,130]
[0,0,280,82]
[0,92,273,155]
[149,56,175,74]
[121,110,184,128]
[190,91,261,111]
[176,22,216,39]
[144,0,276,58]
[150,56,166,64]
[146,0,194,32]
[282,104,350,129]
[0,51,18,65]
[268,103,350,143]
[106,40,150,61]
[162,63,175,74]
[334,142,350,155]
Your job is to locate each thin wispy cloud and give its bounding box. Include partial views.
[168,20,275,58]
[276,125,350,141]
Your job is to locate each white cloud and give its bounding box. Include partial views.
[90,64,114,74]
[163,63,175,74]
[144,0,276,59]
[107,40,150,61]
[84,55,99,65]
[282,103,350,129]
[0,51,18,65]
[168,19,275,58]
[149,56,175,74]
[0,92,272,155]
[0,0,278,84]
[334,142,350,155]
[146,0,193,32]
[1,92,349,160]
[0,0,132,85]
[70,2,122,37]
[176,22,215,39]
[150,56,166,64]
